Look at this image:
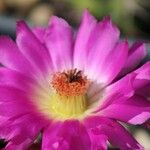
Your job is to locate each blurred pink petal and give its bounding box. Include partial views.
[120,42,146,76]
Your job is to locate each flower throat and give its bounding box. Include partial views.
[51,69,90,119]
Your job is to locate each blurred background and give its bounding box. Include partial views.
[0,0,150,39]
[0,0,150,149]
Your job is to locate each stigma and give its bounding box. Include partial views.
[50,69,90,119]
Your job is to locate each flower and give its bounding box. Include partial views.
[0,10,150,150]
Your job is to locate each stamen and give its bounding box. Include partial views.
[51,69,90,97]
[51,94,87,118]
[49,69,90,119]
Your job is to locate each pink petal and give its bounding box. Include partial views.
[73,10,97,70]
[85,16,120,73]
[84,116,143,150]
[44,16,74,71]
[32,27,46,44]
[5,139,33,150]
[42,122,69,150]
[0,36,37,78]
[93,41,128,84]
[16,21,53,77]
[42,120,91,150]
[1,114,47,150]
[0,87,36,118]
[101,95,150,125]
[135,83,150,98]
[0,68,37,92]
[74,11,122,84]
[95,73,135,111]
[133,62,150,97]
[88,132,108,150]
[134,61,150,82]
[120,42,146,76]
[95,62,150,125]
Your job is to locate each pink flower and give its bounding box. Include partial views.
[0,10,149,150]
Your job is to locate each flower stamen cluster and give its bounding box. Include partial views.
[51,69,90,97]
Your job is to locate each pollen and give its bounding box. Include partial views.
[51,69,90,97]
[43,69,91,119]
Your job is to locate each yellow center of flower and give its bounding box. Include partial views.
[49,69,90,119]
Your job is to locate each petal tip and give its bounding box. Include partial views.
[82,9,97,24]
[119,40,129,50]
[83,9,91,17]
[16,20,30,36]
[16,20,26,29]
[100,16,120,36]
[130,42,147,58]
[48,16,70,29]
